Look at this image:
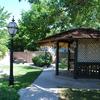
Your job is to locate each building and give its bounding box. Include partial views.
[39,28,100,79]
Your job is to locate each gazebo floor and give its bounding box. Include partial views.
[58,68,100,79]
[53,68,100,89]
[59,69,74,78]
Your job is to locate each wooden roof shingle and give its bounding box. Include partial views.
[39,28,100,45]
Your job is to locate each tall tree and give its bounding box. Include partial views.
[16,0,100,51]
[19,0,38,3]
[19,0,100,31]
[0,7,10,58]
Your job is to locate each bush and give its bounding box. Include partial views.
[59,58,68,69]
[32,52,52,67]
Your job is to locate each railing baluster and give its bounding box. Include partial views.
[77,63,100,78]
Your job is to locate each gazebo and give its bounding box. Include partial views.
[39,28,100,79]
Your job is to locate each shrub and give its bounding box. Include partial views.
[32,52,52,67]
[59,58,68,69]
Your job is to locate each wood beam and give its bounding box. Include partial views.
[74,40,78,79]
[56,41,59,75]
[68,43,70,71]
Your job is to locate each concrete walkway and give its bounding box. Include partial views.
[18,67,59,100]
[33,68,100,89]
[18,66,100,100]
[0,53,10,66]
[0,53,10,75]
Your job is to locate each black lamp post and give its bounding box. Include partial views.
[7,17,18,85]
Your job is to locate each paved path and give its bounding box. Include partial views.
[33,68,100,89]
[18,67,100,100]
[18,67,59,100]
[0,53,10,66]
[0,53,10,75]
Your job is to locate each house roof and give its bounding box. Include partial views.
[39,28,100,45]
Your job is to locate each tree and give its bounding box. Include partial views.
[14,1,53,51]
[16,0,100,51]
[19,0,100,30]
[0,7,10,58]
[19,0,39,3]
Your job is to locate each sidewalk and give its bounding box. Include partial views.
[0,53,10,66]
[18,67,59,100]
[0,53,10,75]
[18,66,100,100]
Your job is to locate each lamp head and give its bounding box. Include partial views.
[7,17,18,36]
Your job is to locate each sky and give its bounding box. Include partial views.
[0,0,30,23]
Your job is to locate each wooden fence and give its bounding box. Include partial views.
[13,51,44,63]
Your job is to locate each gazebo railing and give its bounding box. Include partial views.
[76,62,100,78]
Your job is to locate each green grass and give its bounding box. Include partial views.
[60,88,100,100]
[0,65,42,100]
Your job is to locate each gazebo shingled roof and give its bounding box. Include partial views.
[39,28,100,45]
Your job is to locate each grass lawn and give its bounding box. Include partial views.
[0,65,42,100]
[60,88,100,100]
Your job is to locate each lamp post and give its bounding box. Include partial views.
[7,17,18,85]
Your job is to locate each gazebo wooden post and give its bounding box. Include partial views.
[68,42,70,71]
[74,40,78,79]
[56,41,59,75]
